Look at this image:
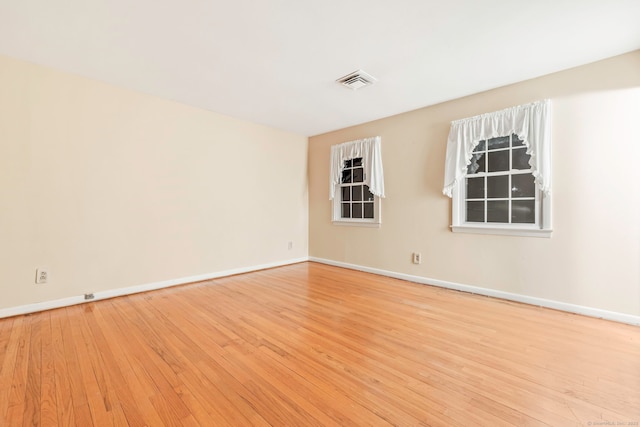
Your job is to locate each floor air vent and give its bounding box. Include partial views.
[336,70,377,90]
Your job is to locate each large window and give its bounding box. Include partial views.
[443,100,552,237]
[330,137,384,226]
[465,134,537,224]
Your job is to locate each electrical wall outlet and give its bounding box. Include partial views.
[288,241,293,250]
[84,293,95,300]
[412,253,422,264]
[35,268,49,284]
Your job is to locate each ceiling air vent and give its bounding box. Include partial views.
[336,70,377,90]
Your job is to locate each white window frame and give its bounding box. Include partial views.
[451,136,552,237]
[452,191,551,237]
[444,100,552,238]
[332,157,382,227]
[330,137,385,228]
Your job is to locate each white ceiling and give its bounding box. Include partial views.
[1,0,639,136]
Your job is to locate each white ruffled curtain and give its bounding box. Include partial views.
[443,99,551,197]
[329,136,385,200]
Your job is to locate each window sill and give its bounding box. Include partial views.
[332,220,381,228]
[451,225,552,238]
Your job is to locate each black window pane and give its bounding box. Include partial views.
[341,169,352,183]
[363,185,374,202]
[512,148,531,170]
[512,200,535,223]
[352,157,363,167]
[363,202,374,219]
[341,186,350,201]
[512,134,525,147]
[473,140,486,152]
[467,152,485,174]
[466,201,485,222]
[352,185,363,201]
[488,136,509,150]
[341,203,350,218]
[344,159,352,168]
[488,150,509,172]
[487,175,509,198]
[466,177,485,199]
[512,173,535,198]
[353,167,364,183]
[487,200,509,223]
[352,203,363,218]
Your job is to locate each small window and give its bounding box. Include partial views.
[330,136,384,227]
[333,157,380,226]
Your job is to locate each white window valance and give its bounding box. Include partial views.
[330,136,385,200]
[442,99,551,198]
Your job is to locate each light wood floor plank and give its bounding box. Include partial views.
[23,312,41,427]
[6,313,34,426]
[40,314,57,427]
[50,312,75,427]
[94,301,174,427]
[0,316,19,423]
[0,261,638,426]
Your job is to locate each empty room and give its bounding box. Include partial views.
[1,0,639,425]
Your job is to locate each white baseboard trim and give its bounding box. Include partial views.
[309,257,640,326]
[6,256,638,326]
[0,257,309,319]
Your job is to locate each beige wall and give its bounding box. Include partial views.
[309,51,640,317]
[0,55,308,310]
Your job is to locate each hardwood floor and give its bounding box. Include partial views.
[1,262,639,426]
